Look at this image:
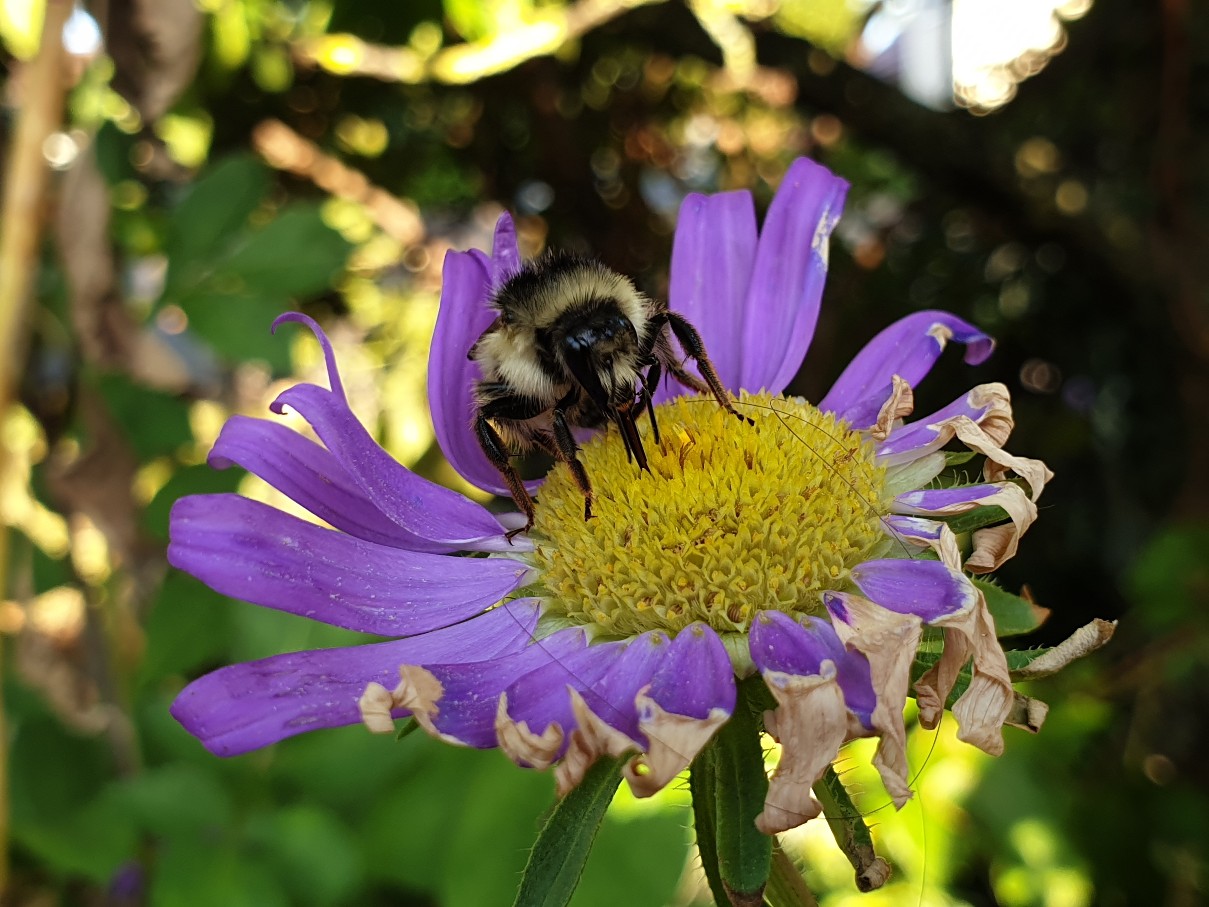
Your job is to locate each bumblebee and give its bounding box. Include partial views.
[469,251,744,536]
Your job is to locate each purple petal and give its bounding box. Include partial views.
[850,558,977,622]
[819,311,995,428]
[272,382,509,549]
[749,610,875,727]
[741,159,849,394]
[428,248,539,497]
[893,483,1009,514]
[168,494,529,634]
[664,190,758,397]
[209,415,450,553]
[507,631,670,749]
[492,212,522,285]
[171,599,542,756]
[272,312,345,401]
[643,623,735,720]
[876,387,1000,465]
[414,628,589,748]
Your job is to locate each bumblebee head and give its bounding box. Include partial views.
[551,301,642,410]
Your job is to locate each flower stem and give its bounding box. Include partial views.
[689,676,772,907]
[764,839,819,907]
[815,764,892,892]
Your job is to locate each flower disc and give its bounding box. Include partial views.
[532,392,892,636]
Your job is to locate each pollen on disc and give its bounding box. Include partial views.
[529,391,892,637]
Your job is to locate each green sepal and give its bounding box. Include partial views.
[690,676,772,906]
[939,504,1010,534]
[975,578,1050,636]
[512,755,621,907]
[814,765,889,892]
[943,450,978,467]
[395,718,420,741]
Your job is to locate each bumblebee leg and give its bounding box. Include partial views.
[550,410,595,521]
[474,415,535,541]
[612,404,649,473]
[641,360,662,444]
[662,311,752,425]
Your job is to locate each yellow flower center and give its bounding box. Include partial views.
[531,392,892,637]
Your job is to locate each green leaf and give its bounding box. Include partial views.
[93,372,192,460]
[245,806,365,907]
[570,807,690,907]
[150,837,289,907]
[138,571,233,685]
[693,676,772,905]
[976,578,1050,637]
[513,756,623,907]
[217,203,351,296]
[164,154,271,291]
[122,764,233,836]
[172,290,293,370]
[943,450,978,467]
[8,711,137,879]
[143,462,243,542]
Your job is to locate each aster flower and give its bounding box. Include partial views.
[170,159,1054,898]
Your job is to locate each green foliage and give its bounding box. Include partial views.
[160,157,352,370]
[514,756,621,907]
[8,0,1196,903]
[690,677,772,904]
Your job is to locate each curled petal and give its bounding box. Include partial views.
[272,382,512,549]
[556,691,641,797]
[876,383,1012,466]
[869,374,914,442]
[742,158,850,394]
[272,312,346,401]
[494,639,630,769]
[893,483,1038,573]
[820,311,995,429]
[174,599,541,755]
[748,610,875,727]
[399,628,589,748]
[825,592,922,809]
[169,495,530,634]
[951,416,1052,501]
[496,692,566,771]
[756,665,849,834]
[1012,618,1117,680]
[210,415,449,552]
[914,587,1013,756]
[622,623,735,797]
[881,516,963,571]
[553,633,670,794]
[664,190,758,397]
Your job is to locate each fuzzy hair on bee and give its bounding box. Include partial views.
[468,250,745,537]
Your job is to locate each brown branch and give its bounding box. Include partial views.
[0,1,72,894]
[293,0,667,84]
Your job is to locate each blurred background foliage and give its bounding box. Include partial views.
[0,0,1206,904]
